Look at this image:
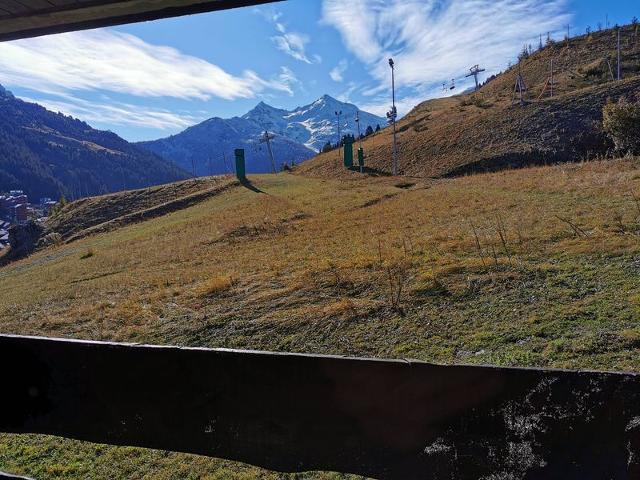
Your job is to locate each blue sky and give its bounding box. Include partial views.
[0,0,636,142]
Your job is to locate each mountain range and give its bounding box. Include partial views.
[138,95,385,176]
[0,84,189,200]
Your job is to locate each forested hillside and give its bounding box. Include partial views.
[0,85,189,199]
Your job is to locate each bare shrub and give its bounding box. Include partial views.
[603,98,640,155]
[386,260,409,314]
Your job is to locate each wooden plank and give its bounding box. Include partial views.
[0,0,281,41]
[0,472,34,479]
[0,0,30,15]
[2,334,640,478]
[10,0,57,11]
[46,0,78,5]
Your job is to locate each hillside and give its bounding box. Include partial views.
[299,24,640,178]
[138,95,384,176]
[1,157,640,477]
[0,85,189,199]
[46,175,238,241]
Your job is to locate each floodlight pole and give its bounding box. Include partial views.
[389,58,398,176]
[617,27,622,80]
[335,110,342,163]
[550,58,554,97]
[260,130,277,173]
[355,111,363,149]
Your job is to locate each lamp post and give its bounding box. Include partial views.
[335,110,342,163]
[387,58,398,176]
[335,110,342,144]
[355,111,362,149]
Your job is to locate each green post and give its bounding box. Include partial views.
[234,149,246,181]
[357,147,364,172]
[343,135,354,168]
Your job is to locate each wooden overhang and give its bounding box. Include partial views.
[0,0,281,42]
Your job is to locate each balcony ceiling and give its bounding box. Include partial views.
[0,0,280,42]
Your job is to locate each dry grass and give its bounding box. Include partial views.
[2,159,640,360]
[298,24,640,179]
[2,159,640,478]
[194,276,234,297]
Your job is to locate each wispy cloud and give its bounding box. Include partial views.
[272,31,314,63]
[322,0,571,114]
[18,93,203,132]
[329,59,349,82]
[277,66,300,95]
[337,81,358,103]
[261,9,320,64]
[0,29,292,100]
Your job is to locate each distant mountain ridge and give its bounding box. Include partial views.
[138,95,385,176]
[0,84,189,200]
[242,95,385,151]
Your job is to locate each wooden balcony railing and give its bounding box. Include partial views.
[2,334,640,479]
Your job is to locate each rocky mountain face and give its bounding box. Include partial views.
[242,95,385,151]
[138,95,385,176]
[0,85,189,200]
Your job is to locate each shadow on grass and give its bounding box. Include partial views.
[347,166,392,177]
[239,177,265,194]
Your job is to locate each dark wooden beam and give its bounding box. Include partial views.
[2,334,640,478]
[0,0,282,42]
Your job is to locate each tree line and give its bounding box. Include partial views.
[321,124,381,153]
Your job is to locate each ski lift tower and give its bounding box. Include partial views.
[465,64,486,92]
[260,130,277,173]
[512,64,527,105]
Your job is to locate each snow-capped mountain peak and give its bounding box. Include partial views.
[242,95,384,151]
[138,94,385,176]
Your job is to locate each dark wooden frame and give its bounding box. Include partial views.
[0,0,282,42]
[2,334,640,479]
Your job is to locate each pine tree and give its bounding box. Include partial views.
[365,125,374,136]
[375,124,381,132]
[518,44,530,61]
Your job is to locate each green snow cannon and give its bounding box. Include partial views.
[357,147,364,172]
[343,135,354,168]
[235,149,246,181]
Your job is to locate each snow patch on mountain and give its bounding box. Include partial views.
[243,94,385,152]
[138,95,384,176]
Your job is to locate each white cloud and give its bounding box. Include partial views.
[322,0,571,114]
[277,66,300,95]
[0,29,292,101]
[337,81,358,102]
[272,31,314,64]
[329,59,349,82]
[18,94,203,132]
[261,9,320,64]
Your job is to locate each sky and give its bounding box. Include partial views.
[0,0,636,142]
